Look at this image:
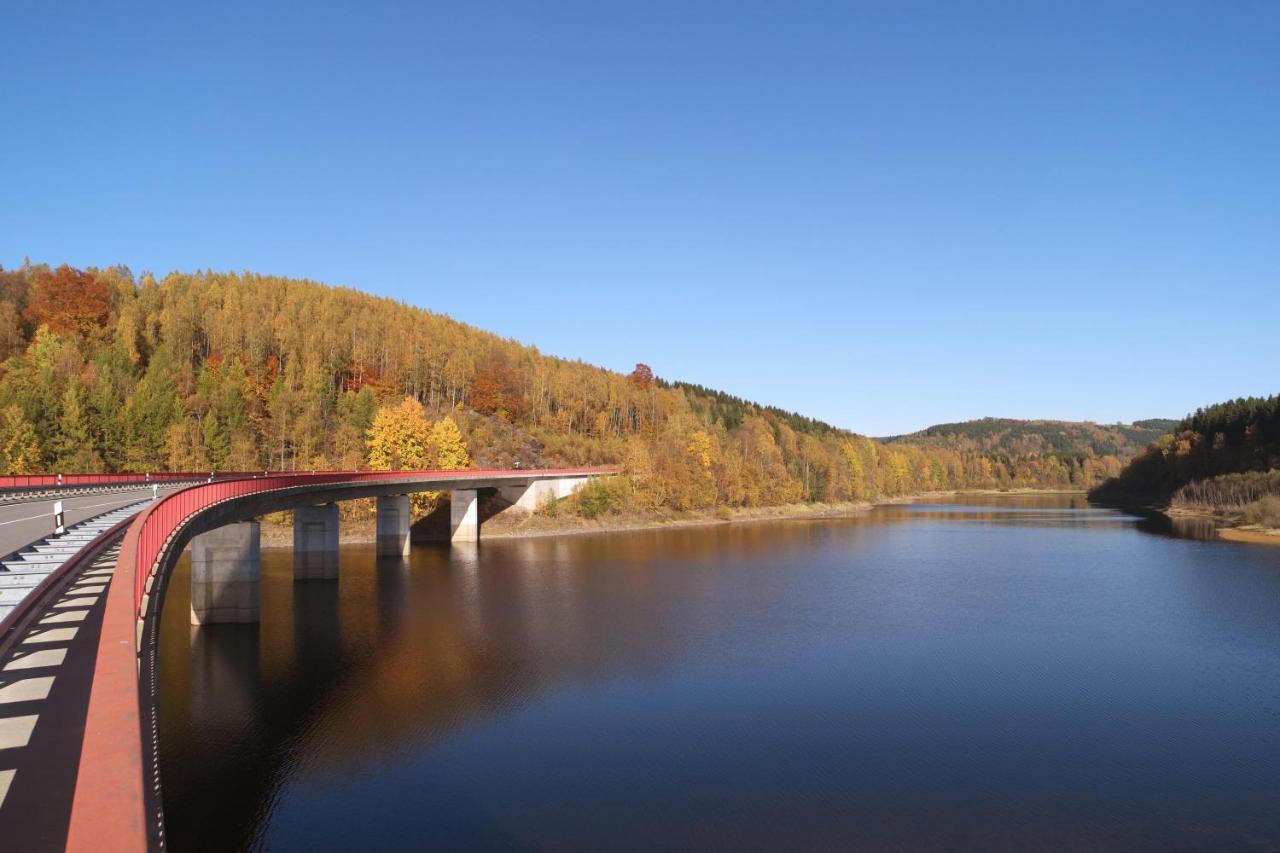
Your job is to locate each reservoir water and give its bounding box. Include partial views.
[157,495,1280,851]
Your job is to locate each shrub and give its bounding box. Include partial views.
[1241,495,1280,528]
[571,477,628,519]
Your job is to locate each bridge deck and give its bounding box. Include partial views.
[0,537,122,850]
[0,488,169,570]
[0,505,146,622]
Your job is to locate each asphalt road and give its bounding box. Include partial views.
[0,488,170,558]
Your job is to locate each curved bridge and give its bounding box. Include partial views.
[54,467,613,851]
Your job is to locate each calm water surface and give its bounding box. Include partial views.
[158,495,1280,851]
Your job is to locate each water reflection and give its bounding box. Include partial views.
[158,495,1280,851]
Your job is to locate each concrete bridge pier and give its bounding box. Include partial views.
[376,494,411,557]
[293,504,339,579]
[190,520,261,625]
[450,489,479,542]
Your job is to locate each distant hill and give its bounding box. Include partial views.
[880,417,1177,459]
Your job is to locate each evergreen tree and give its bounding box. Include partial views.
[124,351,183,470]
[0,405,41,474]
[55,381,103,471]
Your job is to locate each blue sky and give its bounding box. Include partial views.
[2,1,1276,435]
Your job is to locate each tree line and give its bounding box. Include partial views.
[0,262,1140,515]
[1090,394,1280,513]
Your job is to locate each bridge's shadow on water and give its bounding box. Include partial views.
[157,498,1280,852]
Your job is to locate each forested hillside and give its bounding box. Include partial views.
[0,262,1134,514]
[1089,396,1280,519]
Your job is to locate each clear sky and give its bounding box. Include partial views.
[2,1,1276,435]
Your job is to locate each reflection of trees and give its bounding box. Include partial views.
[157,496,1139,850]
[158,523,865,850]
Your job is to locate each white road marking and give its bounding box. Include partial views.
[39,610,89,624]
[0,768,13,808]
[0,715,38,749]
[53,597,99,609]
[3,650,67,671]
[22,627,78,644]
[0,677,55,704]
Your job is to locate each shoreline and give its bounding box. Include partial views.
[1164,506,1280,549]
[257,488,1086,549]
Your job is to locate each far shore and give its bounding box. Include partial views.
[256,488,1086,549]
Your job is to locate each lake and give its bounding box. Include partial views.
[157,494,1280,851]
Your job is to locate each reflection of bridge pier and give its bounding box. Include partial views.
[188,621,261,731]
[291,575,340,672]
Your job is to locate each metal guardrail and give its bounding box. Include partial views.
[0,472,274,490]
[0,514,137,663]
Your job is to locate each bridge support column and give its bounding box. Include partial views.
[294,504,339,579]
[376,494,411,556]
[450,489,479,542]
[190,521,260,625]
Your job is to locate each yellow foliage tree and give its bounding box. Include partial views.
[367,397,432,470]
[687,430,716,469]
[428,416,471,470]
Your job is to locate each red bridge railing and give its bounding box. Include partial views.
[0,471,288,490]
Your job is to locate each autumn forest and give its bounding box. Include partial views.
[0,262,1158,518]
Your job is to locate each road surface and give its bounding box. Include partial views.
[0,488,171,559]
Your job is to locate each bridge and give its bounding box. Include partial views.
[0,466,612,851]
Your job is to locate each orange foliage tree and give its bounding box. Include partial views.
[24,265,113,337]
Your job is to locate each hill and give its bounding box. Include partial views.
[881,417,1176,458]
[0,261,1139,518]
[1089,396,1280,519]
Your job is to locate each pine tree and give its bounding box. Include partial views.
[124,352,183,470]
[55,382,103,471]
